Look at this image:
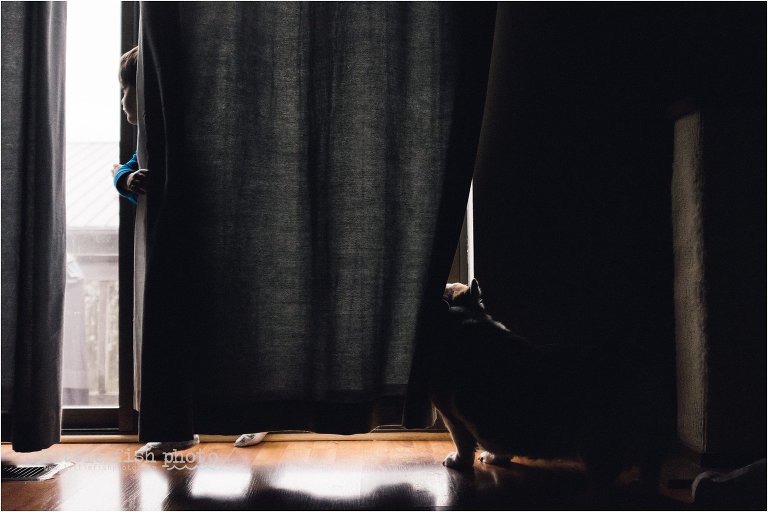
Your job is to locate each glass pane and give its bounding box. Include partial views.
[63,1,122,407]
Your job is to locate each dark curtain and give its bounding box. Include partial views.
[137,2,495,440]
[1,2,67,452]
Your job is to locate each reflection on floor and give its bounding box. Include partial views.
[1,441,692,510]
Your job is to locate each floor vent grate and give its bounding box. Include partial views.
[1,462,73,481]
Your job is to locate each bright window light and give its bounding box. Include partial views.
[62,0,122,408]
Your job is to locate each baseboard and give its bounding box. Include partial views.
[46,431,451,444]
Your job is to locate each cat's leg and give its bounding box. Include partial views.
[478,450,513,466]
[440,413,477,470]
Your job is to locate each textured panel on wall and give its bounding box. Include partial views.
[671,111,707,453]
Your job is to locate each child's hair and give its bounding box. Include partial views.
[119,46,139,88]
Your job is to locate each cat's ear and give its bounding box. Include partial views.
[442,298,451,309]
[470,278,481,300]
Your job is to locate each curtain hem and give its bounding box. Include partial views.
[139,396,413,441]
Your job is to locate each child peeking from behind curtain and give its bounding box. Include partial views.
[111,46,155,203]
[110,46,266,455]
[110,45,199,458]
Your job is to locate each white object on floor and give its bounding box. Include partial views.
[234,432,267,448]
[135,434,200,459]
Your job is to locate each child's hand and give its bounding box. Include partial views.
[111,163,121,177]
[126,169,154,195]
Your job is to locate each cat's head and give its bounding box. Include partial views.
[442,278,509,333]
[442,278,484,311]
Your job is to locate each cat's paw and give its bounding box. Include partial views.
[479,451,510,466]
[443,452,474,470]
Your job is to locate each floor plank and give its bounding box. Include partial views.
[2,442,690,510]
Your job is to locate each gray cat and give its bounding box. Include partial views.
[431,279,665,487]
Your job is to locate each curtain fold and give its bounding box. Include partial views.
[1,1,67,452]
[137,1,495,440]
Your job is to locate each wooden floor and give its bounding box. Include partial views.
[2,441,693,510]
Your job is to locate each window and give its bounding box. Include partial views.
[62,1,122,409]
[447,183,475,284]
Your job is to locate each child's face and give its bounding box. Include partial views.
[121,84,137,125]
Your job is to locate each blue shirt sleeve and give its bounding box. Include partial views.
[113,153,138,205]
